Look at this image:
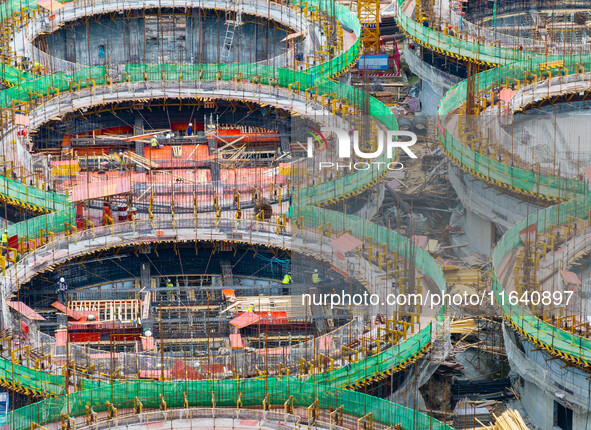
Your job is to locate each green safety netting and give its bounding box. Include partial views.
[0,328,433,399]
[392,0,591,364]
[394,0,539,65]
[317,325,433,388]
[0,0,451,422]
[0,176,69,210]
[295,0,362,78]
[492,194,591,364]
[0,66,107,108]
[437,54,591,201]
[0,56,393,234]
[295,206,446,296]
[0,64,35,86]
[8,208,76,239]
[5,378,452,430]
[0,0,362,215]
[0,355,66,396]
[0,0,39,27]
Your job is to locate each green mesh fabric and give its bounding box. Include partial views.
[392,0,591,363]
[316,324,432,387]
[394,0,539,65]
[0,176,69,210]
[0,3,449,426]
[437,55,591,201]
[0,356,65,396]
[8,208,76,239]
[492,195,591,363]
[5,378,452,430]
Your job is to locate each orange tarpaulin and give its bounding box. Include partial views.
[139,370,171,379]
[229,312,261,329]
[329,233,362,254]
[222,289,236,299]
[36,0,64,11]
[318,336,332,351]
[229,333,244,349]
[499,88,516,103]
[51,301,85,320]
[560,270,582,285]
[5,301,45,321]
[71,177,131,202]
[171,360,201,380]
[519,224,537,244]
[141,336,155,351]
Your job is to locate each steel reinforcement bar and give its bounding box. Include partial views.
[0,0,451,417]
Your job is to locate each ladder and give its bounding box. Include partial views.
[221,8,243,63]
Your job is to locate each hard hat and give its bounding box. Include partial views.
[167,278,171,282]
[189,123,193,126]
[314,269,318,273]
[145,329,152,337]
[60,277,65,283]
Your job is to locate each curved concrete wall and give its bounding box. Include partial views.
[14,0,321,72]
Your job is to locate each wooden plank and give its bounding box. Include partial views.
[51,301,85,320]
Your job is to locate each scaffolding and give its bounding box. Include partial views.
[357,0,380,55]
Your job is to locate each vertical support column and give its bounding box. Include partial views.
[208,134,220,182]
[140,261,153,332]
[134,115,145,173]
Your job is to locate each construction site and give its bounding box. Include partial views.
[0,0,589,429]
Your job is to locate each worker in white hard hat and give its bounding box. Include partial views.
[166,278,174,301]
[312,269,321,284]
[187,122,193,137]
[57,277,68,303]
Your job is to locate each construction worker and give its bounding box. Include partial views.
[247,304,255,313]
[150,136,158,149]
[57,277,68,304]
[282,272,292,285]
[119,152,125,173]
[166,278,174,301]
[32,61,44,74]
[1,229,7,257]
[187,122,193,137]
[312,269,321,284]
